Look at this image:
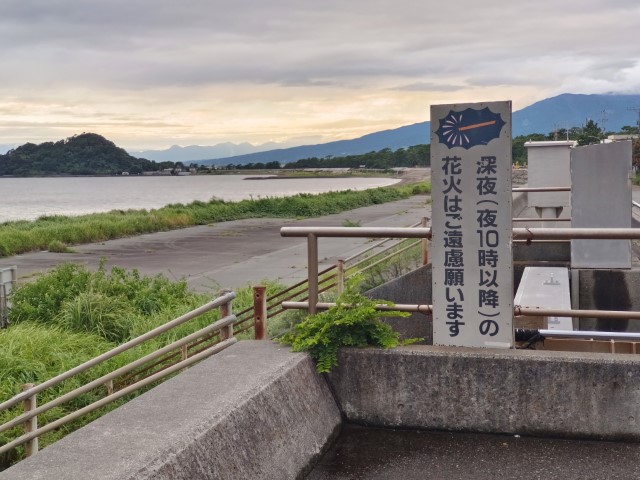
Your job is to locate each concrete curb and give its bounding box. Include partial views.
[327,345,640,441]
[0,341,341,480]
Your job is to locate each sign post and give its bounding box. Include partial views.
[430,101,513,348]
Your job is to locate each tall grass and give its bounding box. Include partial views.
[0,183,430,257]
[0,263,287,468]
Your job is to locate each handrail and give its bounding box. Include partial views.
[0,291,237,459]
[281,226,640,240]
[281,225,640,315]
[0,291,236,412]
[0,338,237,456]
[281,301,640,321]
[0,314,236,435]
[512,187,571,192]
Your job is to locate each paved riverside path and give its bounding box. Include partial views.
[0,195,432,293]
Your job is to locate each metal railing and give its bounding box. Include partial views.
[281,226,640,314]
[0,291,237,459]
[281,301,640,322]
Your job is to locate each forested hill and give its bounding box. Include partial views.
[0,133,162,176]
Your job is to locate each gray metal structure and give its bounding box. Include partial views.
[571,141,633,268]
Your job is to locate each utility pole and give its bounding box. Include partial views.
[599,109,608,133]
[626,107,640,134]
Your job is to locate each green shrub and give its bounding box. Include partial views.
[281,279,415,373]
[47,240,72,253]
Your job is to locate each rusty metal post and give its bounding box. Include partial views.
[253,285,267,340]
[336,259,345,295]
[421,217,429,265]
[104,379,114,396]
[21,384,38,457]
[219,290,234,340]
[307,234,318,315]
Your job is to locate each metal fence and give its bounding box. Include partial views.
[0,291,237,459]
[0,221,430,462]
[280,225,640,315]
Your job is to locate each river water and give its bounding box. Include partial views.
[0,175,400,222]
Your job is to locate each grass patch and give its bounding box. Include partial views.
[342,218,362,227]
[0,182,430,258]
[0,264,288,468]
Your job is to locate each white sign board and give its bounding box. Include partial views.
[431,101,513,348]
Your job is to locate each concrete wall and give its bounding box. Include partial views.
[0,341,341,480]
[366,264,432,344]
[526,141,574,208]
[578,269,640,332]
[327,346,640,441]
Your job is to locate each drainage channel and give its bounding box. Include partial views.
[306,424,640,480]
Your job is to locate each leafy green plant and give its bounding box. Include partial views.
[281,279,416,373]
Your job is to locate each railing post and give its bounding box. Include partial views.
[421,217,429,265]
[336,258,345,295]
[104,379,114,396]
[219,290,234,340]
[307,234,318,315]
[21,383,38,457]
[253,285,267,340]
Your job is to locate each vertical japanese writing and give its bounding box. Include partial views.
[476,155,500,337]
[441,155,465,337]
[431,101,512,348]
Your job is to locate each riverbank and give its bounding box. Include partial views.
[0,180,430,258]
[0,195,432,292]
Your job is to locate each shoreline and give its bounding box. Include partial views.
[0,195,432,291]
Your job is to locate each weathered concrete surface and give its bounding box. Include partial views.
[326,346,640,441]
[366,264,432,344]
[307,424,640,480]
[578,268,640,331]
[0,341,341,480]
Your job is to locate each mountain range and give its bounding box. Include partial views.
[129,93,640,166]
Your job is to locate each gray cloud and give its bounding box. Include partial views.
[0,0,638,147]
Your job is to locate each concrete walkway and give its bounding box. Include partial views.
[0,195,432,293]
[307,424,640,480]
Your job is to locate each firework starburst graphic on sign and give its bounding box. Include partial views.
[435,107,505,150]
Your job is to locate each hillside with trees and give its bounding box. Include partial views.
[221,122,638,171]
[0,133,166,176]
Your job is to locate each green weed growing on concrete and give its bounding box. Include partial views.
[281,278,415,373]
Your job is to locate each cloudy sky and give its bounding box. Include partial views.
[0,0,638,151]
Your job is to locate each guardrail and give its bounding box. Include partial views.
[281,226,640,314]
[0,291,237,459]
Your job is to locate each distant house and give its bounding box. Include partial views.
[607,134,639,142]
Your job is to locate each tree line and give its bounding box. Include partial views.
[223,121,639,171]
[0,133,169,176]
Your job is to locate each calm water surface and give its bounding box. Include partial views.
[0,175,400,222]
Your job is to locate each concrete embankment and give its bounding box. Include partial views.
[327,346,640,441]
[3,341,640,479]
[0,342,341,480]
